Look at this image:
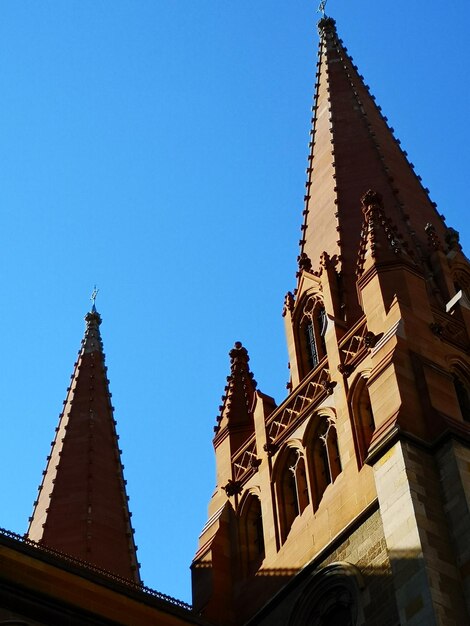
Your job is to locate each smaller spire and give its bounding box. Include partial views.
[214,342,257,438]
[27,307,140,582]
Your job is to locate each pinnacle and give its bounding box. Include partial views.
[229,341,251,368]
[83,308,103,354]
[214,342,257,439]
[356,190,415,278]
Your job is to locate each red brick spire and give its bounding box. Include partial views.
[27,308,140,582]
[300,16,447,324]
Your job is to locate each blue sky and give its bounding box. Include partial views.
[0,0,468,604]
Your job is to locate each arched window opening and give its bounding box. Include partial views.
[287,563,364,626]
[351,377,375,466]
[326,423,342,480]
[278,447,309,543]
[320,597,354,626]
[298,294,327,377]
[286,451,299,519]
[318,428,331,485]
[240,494,265,575]
[310,417,341,510]
[253,506,265,560]
[453,373,470,422]
[305,307,327,370]
[293,454,310,515]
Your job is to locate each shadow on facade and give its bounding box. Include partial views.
[2,526,467,625]
[194,552,436,626]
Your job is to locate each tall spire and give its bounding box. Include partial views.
[27,308,140,582]
[300,16,447,323]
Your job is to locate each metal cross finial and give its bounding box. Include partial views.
[90,285,99,311]
[318,0,328,17]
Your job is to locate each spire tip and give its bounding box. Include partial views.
[318,15,336,34]
[90,285,99,313]
[318,0,328,18]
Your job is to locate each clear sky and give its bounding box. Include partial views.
[0,0,468,604]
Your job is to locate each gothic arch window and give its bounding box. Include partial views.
[297,293,327,378]
[275,445,309,543]
[238,492,265,574]
[350,375,375,467]
[451,366,470,423]
[306,414,342,510]
[288,562,364,626]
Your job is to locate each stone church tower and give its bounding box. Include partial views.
[1,11,470,626]
[192,15,470,626]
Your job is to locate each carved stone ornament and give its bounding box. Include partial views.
[297,252,313,276]
[338,363,354,377]
[361,189,383,214]
[229,341,249,365]
[425,222,442,252]
[321,379,335,395]
[445,227,462,254]
[222,479,242,497]
[364,331,378,349]
[319,251,331,269]
[282,291,295,317]
[263,440,279,457]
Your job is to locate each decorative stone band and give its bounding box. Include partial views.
[338,316,379,377]
[231,435,261,485]
[265,358,334,446]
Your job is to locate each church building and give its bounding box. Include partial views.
[1,12,470,626]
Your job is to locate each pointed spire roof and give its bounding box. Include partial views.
[300,16,447,322]
[27,308,140,583]
[214,342,257,447]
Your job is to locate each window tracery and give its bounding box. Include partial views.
[239,493,265,574]
[289,449,310,516]
[350,376,375,466]
[277,446,309,542]
[298,293,327,377]
[310,416,341,509]
[288,562,364,626]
